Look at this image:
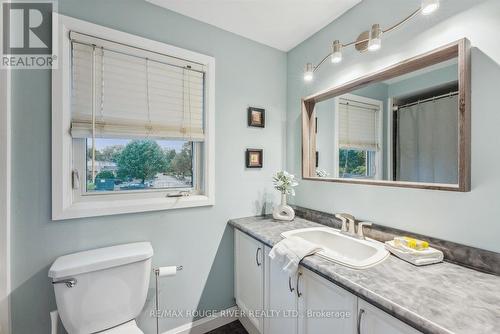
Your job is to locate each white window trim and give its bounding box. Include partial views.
[52,14,215,220]
[333,93,383,180]
[0,66,11,333]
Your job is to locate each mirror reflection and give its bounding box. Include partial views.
[314,58,459,184]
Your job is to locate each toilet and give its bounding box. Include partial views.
[48,242,154,334]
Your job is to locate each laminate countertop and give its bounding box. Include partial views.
[229,216,500,334]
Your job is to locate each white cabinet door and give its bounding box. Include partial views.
[234,230,265,333]
[358,299,422,334]
[297,268,357,334]
[264,246,298,334]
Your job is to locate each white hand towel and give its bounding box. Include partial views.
[385,240,444,266]
[269,236,323,275]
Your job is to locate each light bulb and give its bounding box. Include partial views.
[368,39,381,51]
[331,40,342,64]
[331,53,342,63]
[421,0,440,15]
[304,63,314,82]
[368,24,382,52]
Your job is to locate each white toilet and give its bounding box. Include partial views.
[48,242,154,334]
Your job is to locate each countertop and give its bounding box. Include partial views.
[229,215,500,334]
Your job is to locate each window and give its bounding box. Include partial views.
[52,14,215,220]
[339,149,376,178]
[84,138,194,192]
[334,94,382,180]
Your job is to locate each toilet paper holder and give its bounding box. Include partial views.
[153,265,183,334]
[154,266,183,276]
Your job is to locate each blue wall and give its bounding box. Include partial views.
[10,0,286,333]
[287,0,500,252]
[315,82,388,176]
[387,63,458,98]
[10,0,500,333]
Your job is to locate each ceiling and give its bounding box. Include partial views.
[145,0,362,51]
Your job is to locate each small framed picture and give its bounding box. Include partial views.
[246,149,263,168]
[248,107,265,128]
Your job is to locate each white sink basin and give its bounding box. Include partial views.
[281,227,389,269]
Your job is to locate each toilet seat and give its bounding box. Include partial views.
[98,320,143,334]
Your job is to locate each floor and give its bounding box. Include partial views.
[206,320,248,334]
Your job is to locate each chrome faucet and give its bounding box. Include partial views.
[334,213,372,240]
[356,222,373,240]
[334,213,355,235]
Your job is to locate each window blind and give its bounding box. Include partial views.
[338,98,380,151]
[70,31,205,141]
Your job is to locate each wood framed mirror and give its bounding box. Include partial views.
[302,39,470,191]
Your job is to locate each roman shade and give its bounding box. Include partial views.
[70,31,205,141]
[338,98,380,151]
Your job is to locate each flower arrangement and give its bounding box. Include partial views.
[316,169,330,178]
[273,170,299,196]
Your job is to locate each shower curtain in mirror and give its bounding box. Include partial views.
[396,95,458,184]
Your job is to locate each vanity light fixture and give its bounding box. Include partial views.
[303,0,440,81]
[421,0,440,15]
[367,24,382,52]
[304,63,314,81]
[331,40,343,63]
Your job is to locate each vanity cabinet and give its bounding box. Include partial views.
[297,268,357,334]
[357,299,422,334]
[263,246,298,334]
[262,257,356,334]
[234,230,422,334]
[234,230,265,333]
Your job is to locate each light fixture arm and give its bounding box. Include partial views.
[312,54,331,73]
[383,8,421,34]
[307,6,423,75]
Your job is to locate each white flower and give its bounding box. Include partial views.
[316,169,329,178]
[273,170,299,196]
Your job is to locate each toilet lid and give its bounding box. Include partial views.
[98,320,143,334]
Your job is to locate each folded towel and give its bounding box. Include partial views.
[385,240,443,266]
[269,236,323,275]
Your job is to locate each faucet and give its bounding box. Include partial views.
[334,213,372,240]
[334,213,355,235]
[356,222,372,240]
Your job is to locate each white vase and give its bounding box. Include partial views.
[273,193,295,221]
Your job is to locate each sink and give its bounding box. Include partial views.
[281,227,389,269]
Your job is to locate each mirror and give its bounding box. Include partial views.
[302,39,470,191]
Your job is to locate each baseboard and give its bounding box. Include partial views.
[162,306,238,334]
[238,315,260,334]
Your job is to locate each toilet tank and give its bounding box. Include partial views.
[49,242,153,334]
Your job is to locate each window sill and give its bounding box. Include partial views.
[52,194,214,220]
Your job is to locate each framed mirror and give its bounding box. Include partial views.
[302,39,470,191]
